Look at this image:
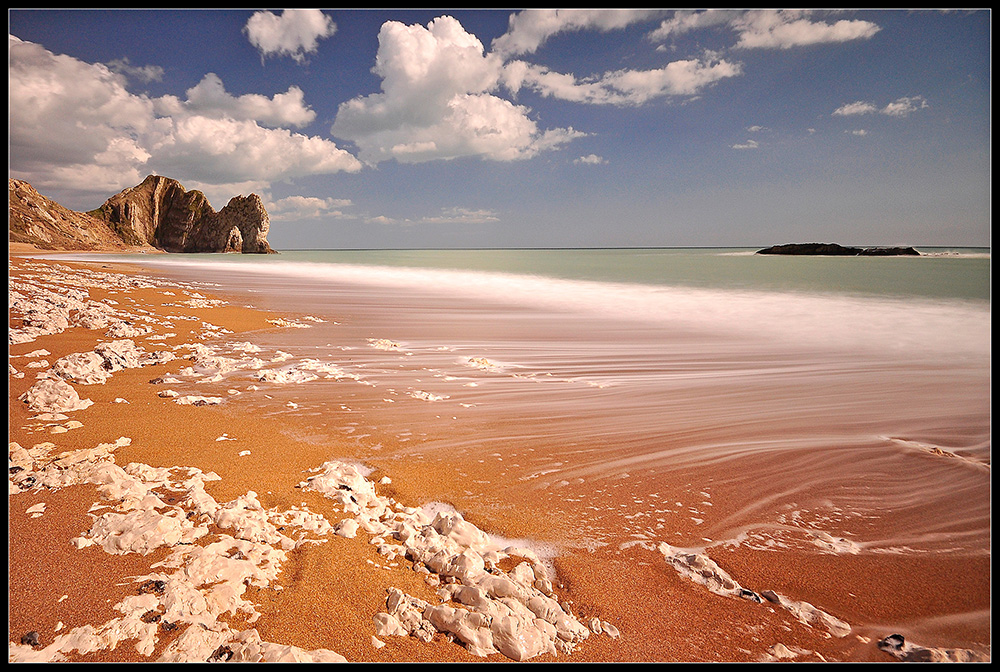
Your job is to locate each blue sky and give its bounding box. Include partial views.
[8,9,991,248]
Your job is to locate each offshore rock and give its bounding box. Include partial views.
[756,242,920,256]
[99,175,274,254]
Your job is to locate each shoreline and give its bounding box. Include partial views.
[8,247,990,662]
[7,250,603,662]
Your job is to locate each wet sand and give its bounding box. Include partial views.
[8,248,990,662]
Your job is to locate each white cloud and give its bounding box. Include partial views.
[648,10,880,50]
[105,56,164,83]
[150,115,360,183]
[493,9,665,57]
[502,55,742,106]
[244,9,336,63]
[367,207,500,227]
[732,139,759,150]
[575,154,606,165]
[731,10,881,49]
[846,129,869,136]
[154,73,316,128]
[648,9,737,41]
[8,35,157,195]
[881,95,929,117]
[8,34,360,206]
[834,96,928,118]
[833,100,878,116]
[331,16,584,164]
[420,207,500,225]
[747,125,766,132]
[268,195,355,220]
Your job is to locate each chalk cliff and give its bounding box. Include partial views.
[8,176,274,254]
[8,179,137,252]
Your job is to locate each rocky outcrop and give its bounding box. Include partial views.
[757,243,920,256]
[8,179,139,252]
[8,176,274,254]
[99,175,274,254]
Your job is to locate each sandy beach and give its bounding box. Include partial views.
[8,248,990,663]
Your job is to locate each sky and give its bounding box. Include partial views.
[8,9,991,249]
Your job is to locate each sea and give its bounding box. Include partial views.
[53,246,991,659]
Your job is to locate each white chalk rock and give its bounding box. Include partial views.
[51,351,112,385]
[19,378,94,413]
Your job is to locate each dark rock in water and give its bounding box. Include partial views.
[20,631,40,647]
[756,243,920,256]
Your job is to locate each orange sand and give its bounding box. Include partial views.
[7,247,989,662]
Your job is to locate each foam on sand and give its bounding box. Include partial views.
[8,437,345,662]
[657,542,852,639]
[301,460,613,660]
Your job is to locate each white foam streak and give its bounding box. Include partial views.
[80,256,990,360]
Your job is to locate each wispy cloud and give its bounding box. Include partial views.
[648,10,881,50]
[268,195,355,220]
[367,207,501,226]
[731,10,881,50]
[501,56,742,106]
[574,154,606,165]
[105,56,164,83]
[492,9,665,57]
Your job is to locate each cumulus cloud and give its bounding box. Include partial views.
[9,35,157,196]
[153,73,316,128]
[834,96,928,117]
[8,34,360,207]
[149,115,360,184]
[732,139,759,150]
[501,55,742,106]
[331,16,584,165]
[574,154,606,165]
[493,9,665,57]
[244,9,337,63]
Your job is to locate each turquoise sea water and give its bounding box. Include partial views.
[120,246,989,302]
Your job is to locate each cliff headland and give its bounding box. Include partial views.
[9,176,274,254]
